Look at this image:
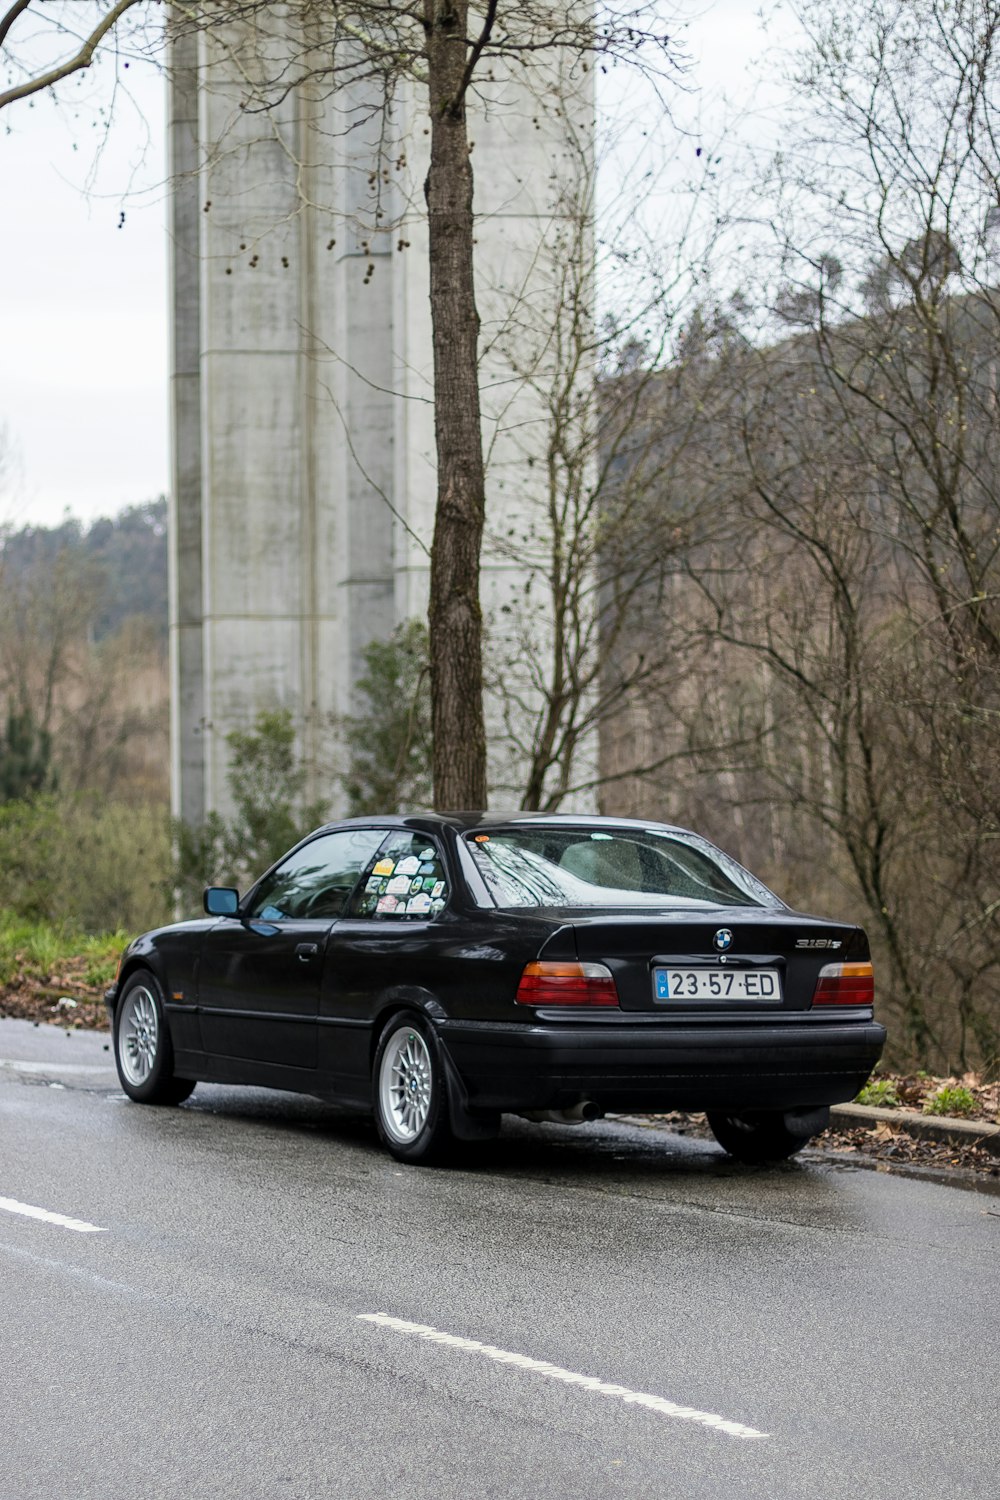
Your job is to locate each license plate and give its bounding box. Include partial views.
[653,967,782,1002]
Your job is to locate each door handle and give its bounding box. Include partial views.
[295,942,319,962]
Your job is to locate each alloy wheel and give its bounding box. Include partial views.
[118,985,160,1087]
[379,1025,433,1144]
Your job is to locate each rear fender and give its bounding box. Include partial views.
[369,989,500,1141]
[368,987,446,1065]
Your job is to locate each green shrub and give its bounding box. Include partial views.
[855,1078,901,1109]
[171,709,328,915]
[0,794,170,934]
[0,707,54,802]
[923,1085,978,1118]
[339,620,432,815]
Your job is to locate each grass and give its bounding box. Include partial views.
[854,1071,994,1122]
[0,910,129,990]
[923,1084,979,1118]
[854,1078,901,1109]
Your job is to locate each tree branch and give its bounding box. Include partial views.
[0,0,31,54]
[453,0,498,113]
[0,0,143,111]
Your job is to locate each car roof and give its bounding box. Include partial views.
[313,811,691,837]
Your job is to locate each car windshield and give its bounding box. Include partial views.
[464,826,778,909]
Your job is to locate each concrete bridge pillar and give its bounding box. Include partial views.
[167,12,594,822]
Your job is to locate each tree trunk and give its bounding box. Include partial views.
[424,0,488,810]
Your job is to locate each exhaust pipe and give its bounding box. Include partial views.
[518,1100,603,1126]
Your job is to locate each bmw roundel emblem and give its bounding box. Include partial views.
[714,928,734,952]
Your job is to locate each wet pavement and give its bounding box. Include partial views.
[1,1017,996,1498]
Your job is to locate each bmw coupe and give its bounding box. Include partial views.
[106,814,885,1164]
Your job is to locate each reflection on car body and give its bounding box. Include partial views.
[106,813,885,1165]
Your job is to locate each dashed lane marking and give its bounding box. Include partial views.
[358,1312,769,1440]
[0,1196,107,1235]
[0,1058,114,1076]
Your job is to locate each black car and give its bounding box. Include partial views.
[106,813,885,1164]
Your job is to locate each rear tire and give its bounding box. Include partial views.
[372,1011,455,1164]
[114,970,196,1106]
[707,1107,828,1163]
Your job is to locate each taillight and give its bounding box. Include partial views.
[812,961,874,1006]
[516,961,620,1007]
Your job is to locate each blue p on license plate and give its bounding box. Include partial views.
[653,968,782,1002]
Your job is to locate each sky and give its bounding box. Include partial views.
[2,35,168,529]
[0,2,781,532]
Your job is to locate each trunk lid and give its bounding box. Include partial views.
[568,907,864,1013]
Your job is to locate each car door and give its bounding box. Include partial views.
[197,826,385,1072]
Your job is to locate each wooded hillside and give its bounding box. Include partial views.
[0,497,169,806]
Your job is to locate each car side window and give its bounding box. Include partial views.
[245,828,386,921]
[351,831,449,919]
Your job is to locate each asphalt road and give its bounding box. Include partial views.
[1,1015,996,1500]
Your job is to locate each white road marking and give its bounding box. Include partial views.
[0,1196,106,1235]
[0,1058,114,1076]
[358,1312,769,1440]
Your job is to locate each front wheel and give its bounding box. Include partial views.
[372,1012,454,1164]
[114,970,196,1105]
[706,1107,829,1163]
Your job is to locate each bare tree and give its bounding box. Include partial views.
[0,546,104,742]
[0,532,169,802]
[1,0,678,811]
[478,109,751,811]
[605,0,1000,1071]
[767,0,1000,1069]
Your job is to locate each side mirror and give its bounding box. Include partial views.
[204,886,240,917]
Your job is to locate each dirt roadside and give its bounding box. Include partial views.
[0,964,110,1031]
[620,1110,1000,1190]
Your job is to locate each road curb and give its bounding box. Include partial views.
[830,1102,1000,1156]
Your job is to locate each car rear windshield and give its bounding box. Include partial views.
[464,827,778,909]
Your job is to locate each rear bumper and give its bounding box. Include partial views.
[438,1015,886,1114]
